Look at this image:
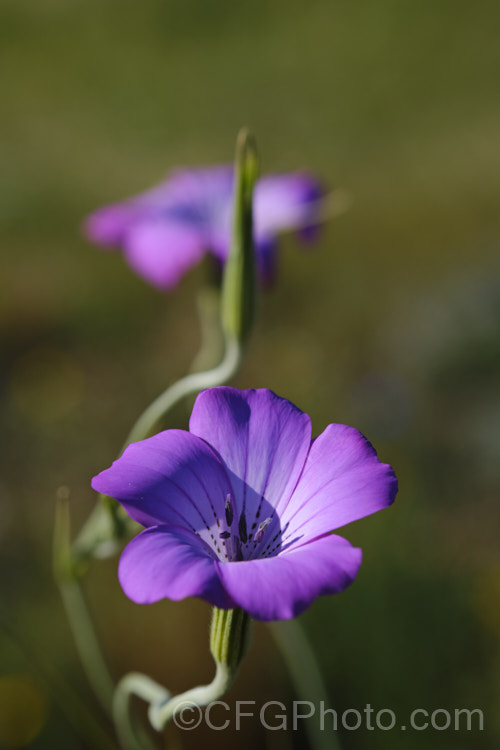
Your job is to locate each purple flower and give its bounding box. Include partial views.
[91,388,397,621]
[84,166,322,289]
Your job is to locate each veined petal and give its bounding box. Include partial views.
[189,388,312,529]
[124,220,206,289]
[280,424,398,548]
[119,525,234,607]
[215,533,361,621]
[91,430,232,539]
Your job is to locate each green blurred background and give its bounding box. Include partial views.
[1,0,499,748]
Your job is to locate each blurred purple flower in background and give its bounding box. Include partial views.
[92,387,397,621]
[84,166,323,289]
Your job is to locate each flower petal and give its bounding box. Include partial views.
[189,388,312,529]
[91,430,232,540]
[280,424,398,548]
[254,173,322,239]
[138,166,233,251]
[84,203,138,248]
[215,533,362,621]
[124,220,206,289]
[156,166,233,213]
[119,525,234,607]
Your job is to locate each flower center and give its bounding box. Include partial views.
[217,493,284,562]
[189,493,287,562]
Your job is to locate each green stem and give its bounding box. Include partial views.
[59,579,115,714]
[59,579,159,750]
[114,608,250,736]
[54,490,115,715]
[147,661,232,732]
[113,673,169,750]
[123,334,241,448]
[189,287,225,373]
[269,620,342,750]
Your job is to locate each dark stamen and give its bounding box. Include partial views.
[225,494,234,527]
[238,511,248,543]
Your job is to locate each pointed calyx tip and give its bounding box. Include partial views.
[221,129,259,345]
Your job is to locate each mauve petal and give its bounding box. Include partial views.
[164,167,233,256]
[124,220,206,289]
[84,204,139,248]
[142,167,233,243]
[91,430,232,546]
[254,173,322,239]
[84,164,325,291]
[215,533,362,621]
[158,166,233,204]
[280,424,398,548]
[119,525,234,607]
[189,388,312,530]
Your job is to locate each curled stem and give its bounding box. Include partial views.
[147,662,232,732]
[113,673,169,750]
[114,607,249,736]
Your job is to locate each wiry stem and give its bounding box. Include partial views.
[148,662,232,732]
[123,334,241,448]
[59,580,115,714]
[113,673,169,750]
[114,608,250,736]
[54,490,115,715]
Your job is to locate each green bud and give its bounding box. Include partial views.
[221,128,258,344]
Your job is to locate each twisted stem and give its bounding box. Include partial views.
[114,607,249,736]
